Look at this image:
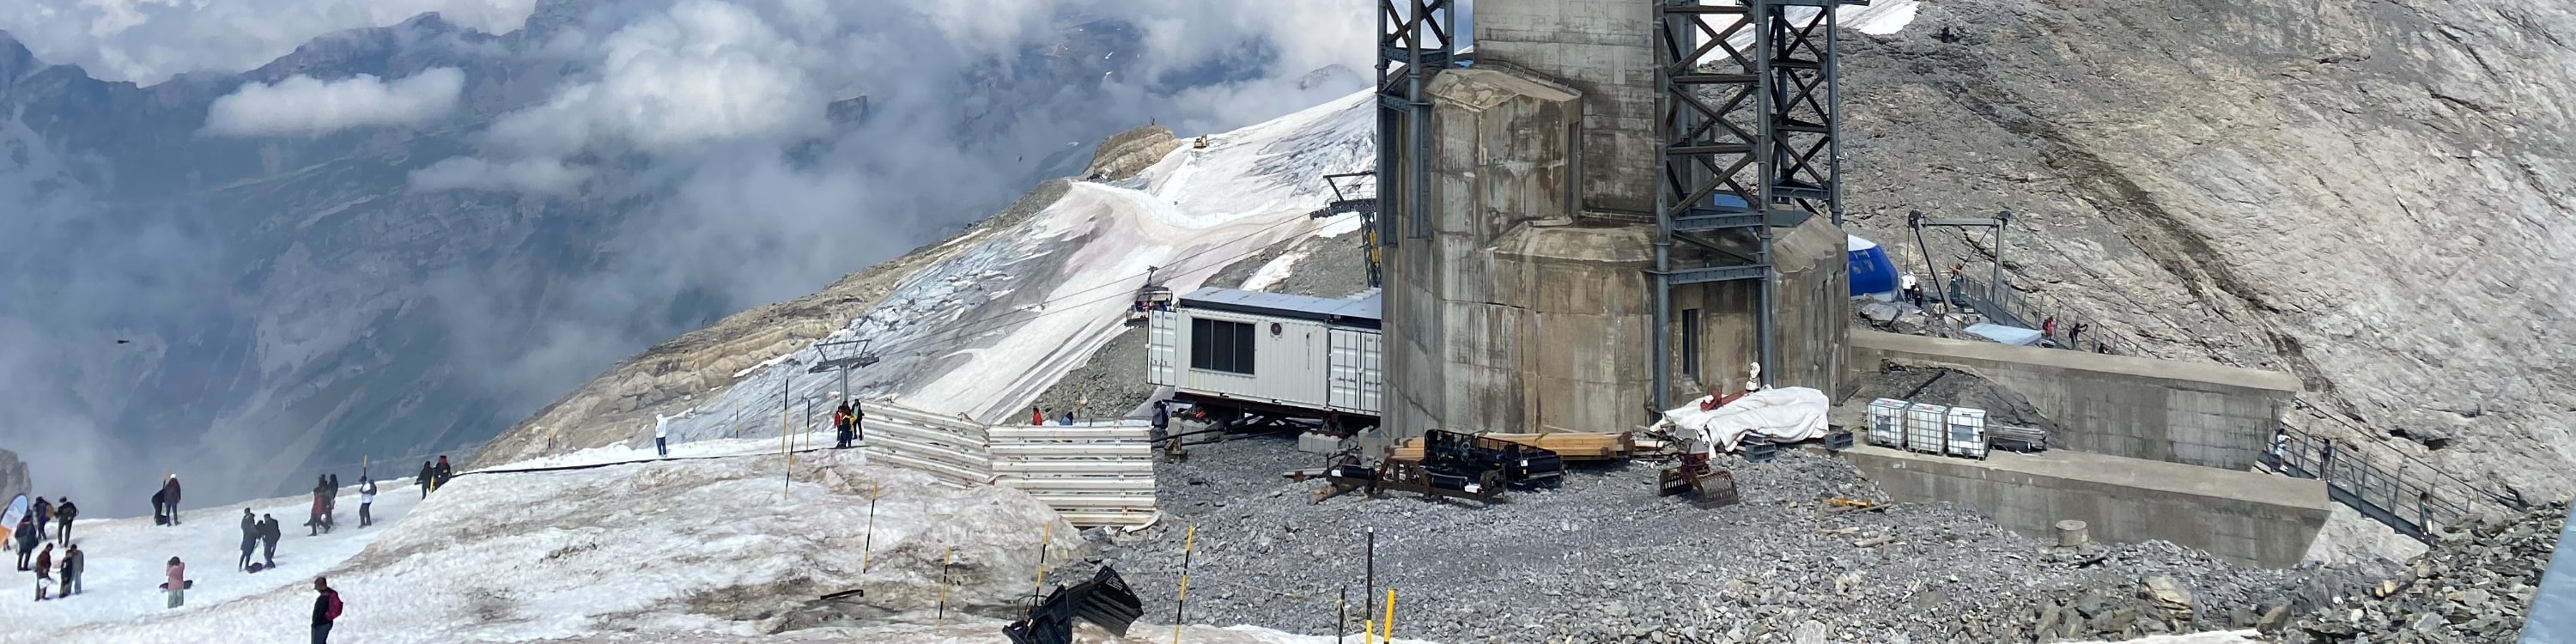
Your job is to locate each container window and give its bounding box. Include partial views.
[1190,318,1256,374]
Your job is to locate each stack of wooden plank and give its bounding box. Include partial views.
[1388,432,1635,462]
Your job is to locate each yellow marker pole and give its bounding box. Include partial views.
[1380,589,1396,643]
[936,546,954,626]
[860,484,878,573]
[1172,525,1197,644]
[1030,524,1053,604]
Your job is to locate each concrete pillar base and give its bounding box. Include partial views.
[1297,432,1343,454]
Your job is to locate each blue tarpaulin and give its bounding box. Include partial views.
[1847,234,1899,295]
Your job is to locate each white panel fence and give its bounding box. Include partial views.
[864,403,1157,527]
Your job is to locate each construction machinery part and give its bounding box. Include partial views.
[1419,429,1566,490]
[1003,566,1146,644]
[1657,455,1740,509]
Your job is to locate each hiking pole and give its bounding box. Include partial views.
[1030,524,1052,609]
[1172,524,1197,644]
[1339,586,1348,644]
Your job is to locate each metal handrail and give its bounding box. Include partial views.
[2265,424,2474,542]
[1949,276,2139,355]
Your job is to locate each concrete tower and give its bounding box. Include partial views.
[1380,0,1849,440]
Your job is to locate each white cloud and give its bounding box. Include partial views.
[409,156,592,195]
[203,68,468,137]
[0,0,538,85]
[485,0,827,156]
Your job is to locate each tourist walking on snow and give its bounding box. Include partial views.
[161,474,184,526]
[53,497,75,543]
[434,456,453,490]
[308,476,333,536]
[33,497,52,542]
[325,474,339,526]
[13,516,35,570]
[416,460,434,498]
[834,401,854,449]
[240,509,259,570]
[358,477,376,528]
[313,576,343,643]
[33,543,52,598]
[151,488,168,526]
[164,556,185,608]
[59,544,81,596]
[654,412,671,458]
[259,513,281,568]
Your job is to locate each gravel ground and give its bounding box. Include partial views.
[1074,434,2372,643]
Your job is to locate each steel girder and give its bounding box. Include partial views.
[1651,0,1861,410]
[1376,0,1456,246]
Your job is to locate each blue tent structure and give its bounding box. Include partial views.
[1846,234,1899,296]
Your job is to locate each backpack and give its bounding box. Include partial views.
[325,592,343,621]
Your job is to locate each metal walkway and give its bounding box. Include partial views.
[2259,410,2525,543]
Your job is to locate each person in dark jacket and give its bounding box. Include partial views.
[833,401,854,449]
[161,475,184,526]
[239,509,259,570]
[313,576,343,643]
[416,461,434,499]
[850,399,865,444]
[32,497,51,542]
[13,517,34,570]
[59,544,81,596]
[259,514,281,568]
[434,456,453,491]
[151,489,168,526]
[52,498,75,543]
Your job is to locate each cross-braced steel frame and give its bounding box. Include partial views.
[1650,0,1861,410]
[1376,0,1456,249]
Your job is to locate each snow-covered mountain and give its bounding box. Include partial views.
[0,0,1366,514]
[478,91,1376,464]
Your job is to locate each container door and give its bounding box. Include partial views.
[1148,309,1178,386]
[1327,328,1385,415]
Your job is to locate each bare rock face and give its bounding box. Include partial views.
[1083,124,1182,181]
[0,449,27,502]
[1838,0,2576,498]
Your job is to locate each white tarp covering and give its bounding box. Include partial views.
[1965,322,2046,346]
[1655,386,1834,453]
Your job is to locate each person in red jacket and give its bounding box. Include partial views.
[313,576,343,643]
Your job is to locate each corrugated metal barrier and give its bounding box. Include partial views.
[863,402,1157,527]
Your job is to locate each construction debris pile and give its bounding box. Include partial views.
[1081,436,2374,643]
[2281,501,2566,644]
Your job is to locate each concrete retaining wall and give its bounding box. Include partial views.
[1844,446,2330,568]
[1847,331,2300,470]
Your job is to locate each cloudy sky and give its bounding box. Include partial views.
[0,0,1455,510]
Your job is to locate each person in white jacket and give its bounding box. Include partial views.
[654,413,670,458]
[356,477,377,528]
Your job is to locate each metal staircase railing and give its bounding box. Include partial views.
[2259,421,2518,544]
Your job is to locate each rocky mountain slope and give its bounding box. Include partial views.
[1836,0,2576,501]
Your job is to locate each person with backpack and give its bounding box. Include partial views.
[324,474,339,526]
[59,544,81,596]
[434,456,453,490]
[151,489,168,526]
[259,514,281,568]
[52,498,75,543]
[164,556,185,608]
[357,477,376,528]
[239,509,259,570]
[850,398,865,444]
[416,461,434,498]
[832,402,854,449]
[313,576,343,643]
[161,475,184,526]
[32,497,51,542]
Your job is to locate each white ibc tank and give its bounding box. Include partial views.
[1866,398,1908,447]
[1903,403,1949,454]
[1946,406,1990,459]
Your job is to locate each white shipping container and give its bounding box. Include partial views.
[1946,406,1990,459]
[1327,327,1383,416]
[1865,398,1908,447]
[1904,403,1949,454]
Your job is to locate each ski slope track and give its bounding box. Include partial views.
[653,91,1373,440]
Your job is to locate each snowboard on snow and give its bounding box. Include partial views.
[158,580,194,591]
[247,562,268,574]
